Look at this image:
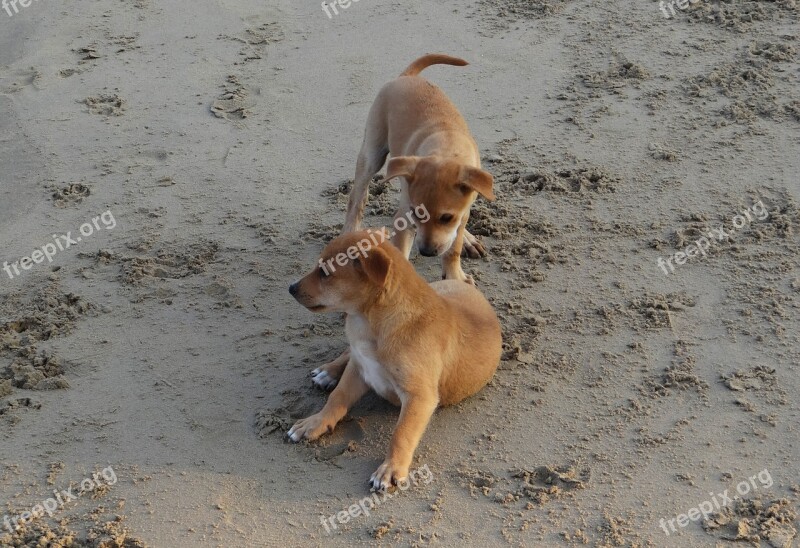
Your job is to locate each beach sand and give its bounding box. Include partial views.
[0,0,798,545]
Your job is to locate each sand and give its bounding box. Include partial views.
[0,0,798,546]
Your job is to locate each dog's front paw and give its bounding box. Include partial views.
[462,230,487,259]
[370,461,410,492]
[287,413,335,442]
[443,268,475,286]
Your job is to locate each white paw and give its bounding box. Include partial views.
[287,426,301,442]
[311,368,339,390]
[287,413,332,442]
[370,461,409,492]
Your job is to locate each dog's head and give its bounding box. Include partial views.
[385,155,495,257]
[289,228,395,314]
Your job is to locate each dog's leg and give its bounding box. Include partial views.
[343,152,382,232]
[461,229,487,259]
[311,348,350,390]
[391,216,416,260]
[390,188,415,259]
[442,217,473,284]
[370,394,438,491]
[343,113,389,233]
[288,358,369,442]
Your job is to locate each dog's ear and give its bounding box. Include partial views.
[361,245,392,287]
[459,167,495,201]
[384,156,419,183]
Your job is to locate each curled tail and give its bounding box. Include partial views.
[400,54,469,77]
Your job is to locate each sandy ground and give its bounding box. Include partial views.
[1,0,799,546]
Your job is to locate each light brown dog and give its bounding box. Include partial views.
[343,53,496,284]
[288,229,502,490]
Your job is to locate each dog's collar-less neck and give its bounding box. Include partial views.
[361,282,439,335]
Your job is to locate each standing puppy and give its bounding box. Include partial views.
[288,230,502,490]
[343,54,495,284]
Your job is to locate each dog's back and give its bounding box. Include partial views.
[383,84,472,158]
[431,280,502,405]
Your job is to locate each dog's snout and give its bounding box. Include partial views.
[418,246,438,257]
[289,282,299,296]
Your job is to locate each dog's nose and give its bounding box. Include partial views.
[289,282,299,296]
[418,246,438,257]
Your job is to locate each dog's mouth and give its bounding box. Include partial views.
[415,233,453,258]
[307,304,327,312]
[417,244,447,257]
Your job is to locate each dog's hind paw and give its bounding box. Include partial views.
[311,368,339,390]
[310,349,349,390]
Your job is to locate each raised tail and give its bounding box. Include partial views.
[400,54,469,77]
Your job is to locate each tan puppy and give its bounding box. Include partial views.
[343,54,496,284]
[288,230,502,490]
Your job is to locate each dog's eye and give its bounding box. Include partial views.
[319,267,330,279]
[439,214,454,224]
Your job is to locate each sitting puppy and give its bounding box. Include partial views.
[288,229,502,490]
